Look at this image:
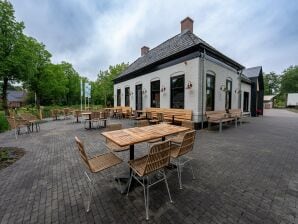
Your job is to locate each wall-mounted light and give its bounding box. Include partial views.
[234,88,241,94]
[220,84,227,92]
[161,85,166,92]
[129,91,134,96]
[185,81,193,89]
[142,88,147,94]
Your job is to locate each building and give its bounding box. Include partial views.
[114,17,253,128]
[287,93,298,107]
[242,66,264,116]
[263,95,276,109]
[7,90,27,108]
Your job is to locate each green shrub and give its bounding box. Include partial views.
[0,111,9,133]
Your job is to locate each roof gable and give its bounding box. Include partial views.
[243,66,262,78]
[115,30,244,83]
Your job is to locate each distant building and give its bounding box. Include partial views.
[263,95,276,109]
[7,90,27,108]
[287,93,298,107]
[243,66,264,116]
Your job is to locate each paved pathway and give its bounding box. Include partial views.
[0,111,298,224]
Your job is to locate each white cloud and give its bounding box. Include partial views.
[10,0,298,80]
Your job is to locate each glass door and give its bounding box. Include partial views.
[135,84,142,110]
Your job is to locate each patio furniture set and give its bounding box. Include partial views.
[75,123,196,220]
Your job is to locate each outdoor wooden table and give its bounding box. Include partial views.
[81,112,92,129]
[101,123,190,193]
[135,110,148,118]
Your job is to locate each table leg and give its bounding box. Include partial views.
[76,115,79,123]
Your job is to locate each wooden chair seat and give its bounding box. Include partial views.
[128,155,147,176]
[88,152,122,173]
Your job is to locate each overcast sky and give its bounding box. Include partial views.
[10,0,298,80]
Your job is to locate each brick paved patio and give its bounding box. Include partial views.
[0,109,298,224]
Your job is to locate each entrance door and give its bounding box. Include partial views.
[243,92,249,112]
[135,84,142,110]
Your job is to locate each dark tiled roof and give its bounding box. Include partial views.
[7,91,27,102]
[243,66,262,78]
[116,30,244,81]
[241,74,252,84]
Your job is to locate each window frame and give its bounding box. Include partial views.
[225,79,232,109]
[117,89,121,106]
[170,74,185,109]
[150,80,160,108]
[124,87,130,107]
[206,74,215,111]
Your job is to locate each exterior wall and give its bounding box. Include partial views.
[200,56,241,122]
[241,82,251,112]
[114,58,200,121]
[114,54,243,125]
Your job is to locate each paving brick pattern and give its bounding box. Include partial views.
[0,109,298,224]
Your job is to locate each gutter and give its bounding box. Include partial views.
[201,49,206,129]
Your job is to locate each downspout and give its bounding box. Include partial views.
[201,49,206,129]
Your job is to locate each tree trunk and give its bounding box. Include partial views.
[2,77,9,116]
[36,92,41,110]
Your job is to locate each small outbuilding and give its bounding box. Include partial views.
[243,66,264,116]
[7,90,27,108]
[263,95,276,109]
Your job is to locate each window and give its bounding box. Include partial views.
[206,74,215,111]
[125,87,130,106]
[243,92,249,112]
[225,80,232,109]
[117,89,121,106]
[151,80,160,108]
[171,75,184,109]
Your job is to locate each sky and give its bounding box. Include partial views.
[10,0,298,80]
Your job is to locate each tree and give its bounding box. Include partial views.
[92,63,128,106]
[280,65,298,94]
[59,62,81,105]
[21,37,52,108]
[0,0,25,114]
[263,72,281,95]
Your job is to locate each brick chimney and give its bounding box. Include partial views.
[141,46,149,56]
[181,17,194,33]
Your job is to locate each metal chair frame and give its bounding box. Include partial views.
[126,141,173,220]
[170,130,196,189]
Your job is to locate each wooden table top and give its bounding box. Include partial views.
[102,123,189,147]
[81,112,92,115]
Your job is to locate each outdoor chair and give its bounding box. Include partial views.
[169,130,196,189]
[115,109,123,119]
[73,110,82,123]
[90,111,102,128]
[167,120,194,144]
[6,116,31,139]
[147,112,159,125]
[63,108,72,120]
[127,140,173,220]
[105,124,129,152]
[74,137,123,212]
[135,119,149,127]
[20,113,41,132]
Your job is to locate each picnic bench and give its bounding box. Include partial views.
[205,109,242,133]
[144,108,192,124]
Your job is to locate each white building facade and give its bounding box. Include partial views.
[114,17,251,128]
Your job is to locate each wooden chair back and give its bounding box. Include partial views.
[143,141,171,176]
[75,137,91,171]
[136,120,149,127]
[21,113,37,121]
[6,117,16,129]
[157,113,164,122]
[91,111,101,119]
[107,123,122,131]
[181,120,194,130]
[146,112,152,119]
[177,130,196,156]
